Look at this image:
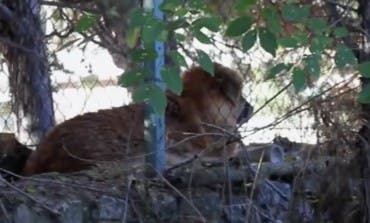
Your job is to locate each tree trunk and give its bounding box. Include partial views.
[0,0,54,143]
[353,1,370,222]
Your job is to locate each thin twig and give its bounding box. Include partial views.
[167,132,229,150]
[0,175,59,215]
[39,0,98,13]
[243,76,356,136]
[0,196,10,222]
[151,167,206,223]
[121,175,133,223]
[251,81,292,119]
[246,149,265,222]
[0,168,124,200]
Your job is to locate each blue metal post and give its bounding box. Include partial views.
[143,0,166,175]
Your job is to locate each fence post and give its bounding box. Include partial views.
[143,0,166,176]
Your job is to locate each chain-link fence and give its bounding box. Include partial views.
[0,2,360,151]
[0,45,131,146]
[0,37,360,149]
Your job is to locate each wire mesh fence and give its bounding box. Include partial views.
[0,0,361,155]
[0,43,130,146]
[0,37,360,149]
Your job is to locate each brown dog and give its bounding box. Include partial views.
[21,63,252,175]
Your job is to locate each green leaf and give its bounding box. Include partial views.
[197,50,214,75]
[234,0,256,11]
[126,27,141,48]
[308,18,328,34]
[310,35,332,53]
[132,85,147,103]
[188,0,206,10]
[241,30,257,52]
[358,61,370,77]
[142,17,166,43]
[335,44,357,68]
[133,84,167,114]
[267,63,292,79]
[291,32,309,45]
[304,54,321,79]
[174,33,186,42]
[157,30,168,42]
[169,51,187,67]
[174,8,188,17]
[262,7,281,34]
[279,32,308,48]
[225,16,253,37]
[192,16,222,32]
[278,37,298,48]
[167,19,189,30]
[359,84,370,103]
[132,48,157,62]
[149,86,167,115]
[259,28,277,56]
[160,0,182,12]
[292,68,306,92]
[161,66,183,95]
[119,69,149,87]
[282,4,310,22]
[192,28,212,44]
[129,9,149,28]
[75,13,98,33]
[334,27,349,38]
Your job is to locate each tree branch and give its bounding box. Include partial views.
[0,3,14,23]
[39,0,98,13]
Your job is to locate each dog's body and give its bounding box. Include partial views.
[20,64,252,175]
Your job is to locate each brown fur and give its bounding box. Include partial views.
[22,63,250,175]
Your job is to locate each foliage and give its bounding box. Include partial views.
[39,0,370,114]
[110,0,367,113]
